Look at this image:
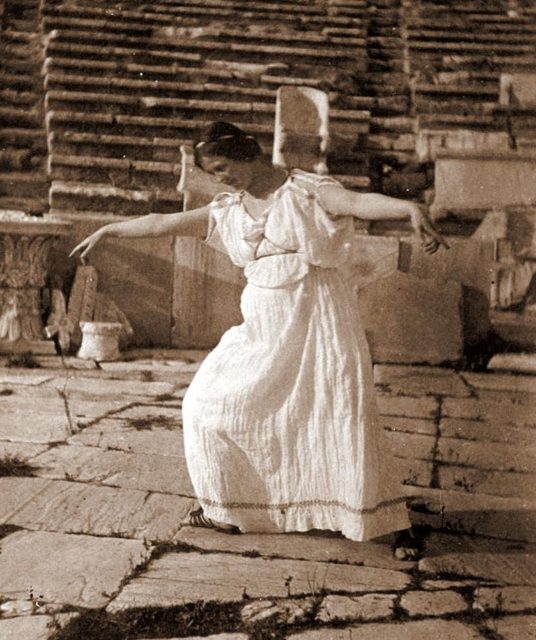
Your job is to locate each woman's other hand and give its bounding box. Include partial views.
[69,227,107,260]
[409,205,449,255]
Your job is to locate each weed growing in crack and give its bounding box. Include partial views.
[6,351,40,368]
[0,455,40,477]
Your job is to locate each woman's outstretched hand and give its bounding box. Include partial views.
[409,206,449,255]
[69,228,107,260]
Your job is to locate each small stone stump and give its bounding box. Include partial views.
[77,321,123,361]
[0,211,71,354]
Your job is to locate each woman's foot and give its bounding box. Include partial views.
[189,507,241,535]
[393,527,423,561]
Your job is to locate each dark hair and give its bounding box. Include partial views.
[193,121,262,167]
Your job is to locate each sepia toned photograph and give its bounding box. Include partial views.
[0,0,535,638]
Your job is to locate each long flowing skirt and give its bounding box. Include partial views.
[182,267,410,541]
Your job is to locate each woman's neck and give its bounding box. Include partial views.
[247,158,288,199]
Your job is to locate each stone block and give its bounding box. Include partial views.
[420,532,536,584]
[0,411,70,444]
[385,431,436,461]
[396,458,434,488]
[484,616,536,640]
[442,393,536,427]
[474,586,536,614]
[173,527,408,572]
[348,235,401,290]
[374,365,470,398]
[431,152,536,218]
[287,619,482,639]
[2,478,194,541]
[377,394,439,419]
[317,593,396,622]
[399,590,467,617]
[242,598,314,626]
[33,444,194,494]
[500,73,536,107]
[380,415,437,436]
[359,272,463,364]
[437,437,536,473]
[406,486,536,541]
[0,616,57,640]
[462,371,536,394]
[0,530,150,608]
[438,466,536,499]
[416,129,511,162]
[107,553,410,610]
[488,353,536,375]
[439,418,536,447]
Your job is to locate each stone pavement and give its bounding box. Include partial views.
[0,350,535,640]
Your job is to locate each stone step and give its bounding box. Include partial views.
[0,195,48,215]
[417,113,508,131]
[415,83,499,99]
[407,28,536,45]
[42,4,180,27]
[0,128,47,151]
[48,153,182,190]
[0,172,49,198]
[45,91,370,132]
[47,29,368,66]
[0,106,42,128]
[0,72,39,91]
[50,179,183,216]
[442,54,536,72]
[409,18,536,34]
[43,16,368,48]
[409,39,535,55]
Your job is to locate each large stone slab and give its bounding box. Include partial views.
[0,477,52,522]
[0,616,57,640]
[0,412,70,443]
[173,527,410,571]
[374,365,470,397]
[0,441,49,460]
[442,393,536,427]
[484,615,536,640]
[420,533,536,586]
[431,152,536,217]
[107,553,410,611]
[380,415,437,437]
[488,353,536,375]
[287,619,482,639]
[438,466,536,499]
[399,590,467,616]
[2,479,194,541]
[406,486,536,542]
[439,418,536,446]
[317,593,396,622]
[50,377,176,398]
[437,438,536,473]
[32,444,193,494]
[500,73,536,107]
[474,586,536,614]
[69,419,184,456]
[0,373,53,386]
[377,394,439,419]
[0,530,150,608]
[462,371,536,394]
[359,272,463,364]
[416,128,511,162]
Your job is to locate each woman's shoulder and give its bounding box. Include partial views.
[289,169,345,193]
[209,190,241,211]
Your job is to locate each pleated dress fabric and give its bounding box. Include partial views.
[182,169,410,541]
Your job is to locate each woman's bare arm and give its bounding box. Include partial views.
[320,186,448,252]
[70,206,210,259]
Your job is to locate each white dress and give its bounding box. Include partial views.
[182,169,410,541]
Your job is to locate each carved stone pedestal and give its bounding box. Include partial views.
[0,213,71,354]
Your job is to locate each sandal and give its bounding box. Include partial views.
[189,507,241,535]
[392,527,424,561]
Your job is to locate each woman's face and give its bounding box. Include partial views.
[200,155,254,191]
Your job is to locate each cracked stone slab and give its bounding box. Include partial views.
[50,377,176,398]
[484,615,536,639]
[317,593,396,622]
[437,437,536,473]
[439,418,536,446]
[376,394,439,419]
[406,486,536,542]
[0,477,52,522]
[462,372,536,394]
[107,403,183,421]
[374,365,470,397]
[32,444,194,494]
[69,420,183,456]
[0,530,150,608]
[0,412,71,443]
[0,615,59,640]
[287,619,483,639]
[0,373,53,386]
[420,533,536,586]
[399,590,467,616]
[381,416,437,436]
[0,441,49,460]
[474,586,536,614]
[172,527,411,571]
[138,635,247,640]
[442,392,536,427]
[3,479,195,541]
[107,552,411,611]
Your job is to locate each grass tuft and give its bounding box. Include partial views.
[0,454,40,477]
